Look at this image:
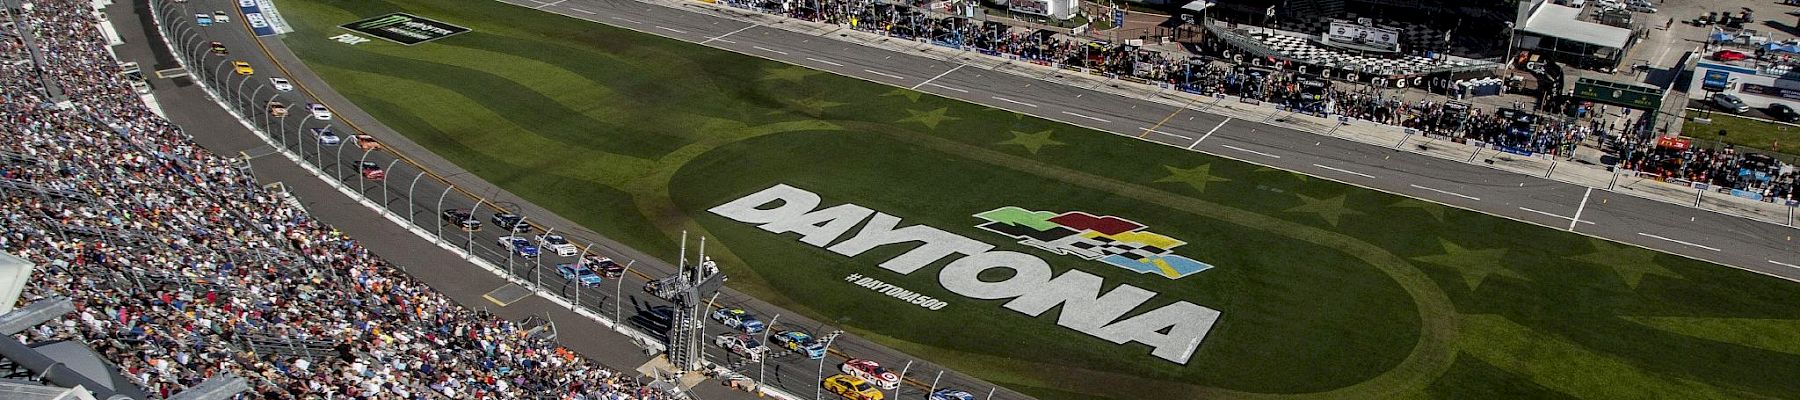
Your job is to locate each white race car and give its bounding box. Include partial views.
[269,77,293,91]
[841,359,900,390]
[713,333,767,362]
[536,234,578,257]
[307,103,332,120]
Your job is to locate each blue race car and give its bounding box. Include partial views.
[770,330,826,359]
[496,236,539,258]
[555,263,603,287]
[709,308,767,334]
[929,389,976,400]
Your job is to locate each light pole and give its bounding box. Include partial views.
[354,150,371,190]
[614,259,635,323]
[467,198,486,255]
[381,159,400,206]
[261,93,281,136]
[333,128,352,178]
[815,332,839,400]
[234,75,254,109]
[757,313,781,392]
[574,242,594,309]
[434,186,454,241]
[892,360,912,400]
[290,115,315,165]
[534,227,551,289]
[927,370,943,397]
[407,171,426,224]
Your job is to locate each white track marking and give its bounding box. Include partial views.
[1315,164,1377,179]
[701,25,754,44]
[1136,127,1190,140]
[1189,117,1231,149]
[569,8,595,14]
[911,64,965,90]
[1569,187,1593,231]
[1637,232,1721,252]
[991,96,1038,107]
[863,69,906,80]
[612,16,641,24]
[1409,184,1480,201]
[751,46,788,55]
[1770,260,1800,270]
[1061,111,1110,123]
[805,57,844,66]
[925,82,968,93]
[533,0,568,9]
[1518,207,1591,224]
[655,26,688,34]
[1219,144,1280,158]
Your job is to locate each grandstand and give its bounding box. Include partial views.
[0,0,666,398]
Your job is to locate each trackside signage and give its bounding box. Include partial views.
[709,184,1221,364]
[340,13,469,45]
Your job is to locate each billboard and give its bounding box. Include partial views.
[1008,0,1050,16]
[340,13,470,45]
[1322,19,1401,52]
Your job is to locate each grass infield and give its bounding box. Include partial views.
[276,0,1800,398]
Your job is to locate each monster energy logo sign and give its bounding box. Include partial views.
[340,13,468,45]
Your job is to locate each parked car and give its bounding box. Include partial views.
[269,77,293,91]
[1712,49,1749,61]
[1712,93,1751,113]
[1769,104,1799,122]
[442,209,481,231]
[358,161,385,180]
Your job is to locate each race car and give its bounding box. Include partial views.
[231,60,253,75]
[496,236,539,258]
[709,308,767,334]
[353,134,380,151]
[310,127,340,146]
[307,103,332,120]
[266,101,287,117]
[555,263,603,287]
[821,374,884,400]
[208,41,227,55]
[358,161,385,180]
[770,330,826,359]
[441,209,480,231]
[211,11,230,23]
[269,77,293,91]
[713,333,767,362]
[491,213,531,233]
[536,234,578,256]
[928,389,975,400]
[194,13,211,26]
[840,359,899,390]
[582,256,626,278]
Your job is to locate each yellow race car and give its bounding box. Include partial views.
[231,61,253,75]
[822,374,884,400]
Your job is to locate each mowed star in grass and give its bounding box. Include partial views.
[789,96,846,116]
[1156,163,1230,192]
[1389,198,1447,222]
[1412,238,1527,291]
[882,88,922,102]
[1285,194,1362,226]
[997,129,1065,154]
[1567,239,1682,289]
[761,65,819,82]
[897,107,958,129]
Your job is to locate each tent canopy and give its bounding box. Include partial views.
[1520,4,1632,49]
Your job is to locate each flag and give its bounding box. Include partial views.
[1266,5,1276,17]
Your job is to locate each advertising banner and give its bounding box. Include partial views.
[238,0,276,37]
[341,13,470,45]
[1008,0,1049,16]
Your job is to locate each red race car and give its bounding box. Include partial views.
[840,359,900,390]
[1713,50,1749,61]
[358,161,385,180]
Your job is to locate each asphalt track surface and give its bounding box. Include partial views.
[122,0,1800,399]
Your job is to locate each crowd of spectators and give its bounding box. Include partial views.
[724,0,1799,198]
[0,0,672,398]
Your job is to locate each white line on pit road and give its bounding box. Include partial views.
[1637,232,1721,252]
[1315,164,1377,179]
[1770,260,1800,270]
[612,16,641,24]
[655,26,688,34]
[533,0,568,9]
[925,82,968,93]
[863,69,906,80]
[991,96,1039,107]
[1189,117,1231,149]
[805,57,844,67]
[700,25,755,44]
[1061,111,1111,123]
[1409,184,1480,201]
[1219,144,1280,158]
[1518,207,1592,224]
[1569,187,1593,231]
[751,46,788,55]
[569,8,595,14]
[1136,127,1191,140]
[911,64,966,90]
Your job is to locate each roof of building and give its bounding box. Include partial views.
[1520,4,1632,49]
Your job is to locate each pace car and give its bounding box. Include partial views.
[536,234,578,256]
[713,333,767,362]
[555,263,604,287]
[928,389,975,400]
[770,330,826,359]
[709,308,766,334]
[496,236,540,258]
[840,359,900,390]
[822,374,884,400]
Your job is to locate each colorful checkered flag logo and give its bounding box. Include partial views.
[973,206,1214,279]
